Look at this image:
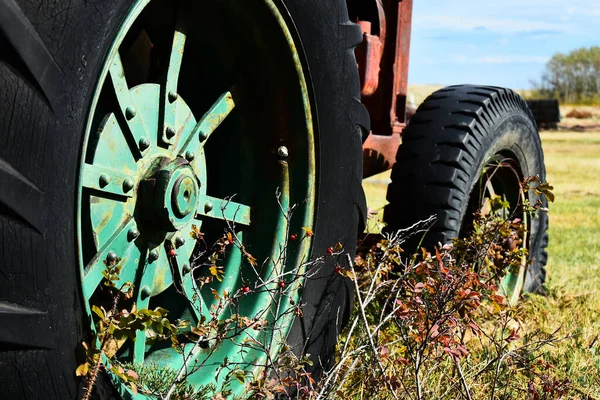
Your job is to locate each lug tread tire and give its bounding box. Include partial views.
[384,85,548,293]
[0,0,367,397]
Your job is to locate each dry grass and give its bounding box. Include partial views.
[407,84,442,106]
[362,126,600,398]
[560,105,600,129]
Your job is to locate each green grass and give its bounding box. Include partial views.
[362,131,600,397]
[523,132,600,396]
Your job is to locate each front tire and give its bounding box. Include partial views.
[0,0,367,397]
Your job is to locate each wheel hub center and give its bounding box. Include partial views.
[153,160,199,231]
[171,175,196,218]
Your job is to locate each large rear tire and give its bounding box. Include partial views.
[384,85,548,297]
[0,0,367,397]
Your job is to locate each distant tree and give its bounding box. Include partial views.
[530,46,600,104]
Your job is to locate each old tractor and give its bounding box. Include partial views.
[0,0,547,398]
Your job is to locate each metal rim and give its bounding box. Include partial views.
[76,0,316,396]
[465,155,528,305]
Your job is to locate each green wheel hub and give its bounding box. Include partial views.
[154,160,200,230]
[470,157,528,305]
[76,0,316,397]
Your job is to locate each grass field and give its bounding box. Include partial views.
[525,131,600,396]
[362,128,600,397]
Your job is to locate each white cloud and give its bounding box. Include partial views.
[447,54,549,65]
[474,55,550,64]
[413,15,565,35]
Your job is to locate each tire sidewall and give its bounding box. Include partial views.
[478,115,548,292]
[0,0,365,397]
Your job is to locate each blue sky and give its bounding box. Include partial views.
[409,0,600,89]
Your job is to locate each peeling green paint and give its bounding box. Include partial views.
[76,0,316,397]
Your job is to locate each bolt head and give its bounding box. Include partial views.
[168,91,179,103]
[277,146,289,158]
[99,173,111,188]
[175,237,185,247]
[204,201,214,213]
[141,286,152,298]
[182,264,192,275]
[139,137,150,151]
[166,126,176,139]
[125,106,137,120]
[198,130,208,141]
[185,151,195,161]
[149,249,159,262]
[127,228,139,242]
[106,251,118,264]
[123,178,134,193]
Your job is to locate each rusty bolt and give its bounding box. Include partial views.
[106,251,117,264]
[127,227,139,242]
[277,146,288,158]
[123,178,134,193]
[149,249,159,262]
[99,173,111,188]
[138,137,150,151]
[141,286,152,298]
[166,126,176,139]
[125,106,136,120]
[182,264,191,275]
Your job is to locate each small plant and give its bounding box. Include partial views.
[76,193,346,399]
[314,176,565,399]
[77,178,565,400]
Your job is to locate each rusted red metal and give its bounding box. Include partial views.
[362,132,401,179]
[358,0,414,178]
[356,21,384,96]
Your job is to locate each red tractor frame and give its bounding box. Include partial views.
[353,0,414,178]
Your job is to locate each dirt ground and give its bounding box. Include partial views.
[558,105,600,130]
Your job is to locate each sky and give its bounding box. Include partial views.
[408,0,600,89]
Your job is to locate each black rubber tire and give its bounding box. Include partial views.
[384,85,548,293]
[0,0,367,398]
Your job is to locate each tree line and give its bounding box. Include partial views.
[531,46,600,104]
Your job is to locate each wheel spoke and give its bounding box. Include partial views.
[178,89,237,156]
[82,163,136,198]
[197,195,251,227]
[181,272,209,320]
[165,235,210,320]
[82,218,139,301]
[133,262,154,365]
[109,52,150,158]
[161,29,187,145]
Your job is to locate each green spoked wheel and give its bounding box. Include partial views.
[0,0,367,396]
[78,0,317,396]
[463,157,529,305]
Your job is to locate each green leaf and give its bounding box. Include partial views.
[91,305,105,320]
[232,369,246,384]
[536,182,555,202]
[75,362,90,377]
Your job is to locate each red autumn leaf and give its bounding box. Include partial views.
[413,282,425,293]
